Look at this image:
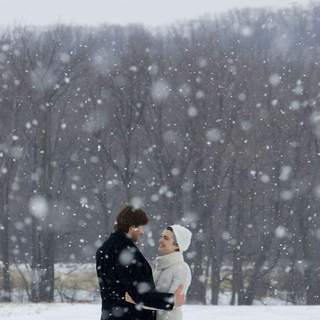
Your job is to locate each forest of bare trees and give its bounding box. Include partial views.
[1,4,320,305]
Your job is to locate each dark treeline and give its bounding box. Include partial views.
[1,4,320,305]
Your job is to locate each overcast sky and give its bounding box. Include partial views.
[0,0,314,27]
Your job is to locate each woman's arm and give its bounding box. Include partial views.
[168,265,192,294]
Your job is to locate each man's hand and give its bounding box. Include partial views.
[174,284,185,306]
[125,292,135,304]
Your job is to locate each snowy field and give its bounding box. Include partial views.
[0,304,319,320]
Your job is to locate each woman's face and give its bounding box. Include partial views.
[158,229,179,255]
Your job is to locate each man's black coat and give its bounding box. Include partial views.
[96,231,174,320]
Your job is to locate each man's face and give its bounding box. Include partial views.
[128,225,144,242]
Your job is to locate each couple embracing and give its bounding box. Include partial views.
[96,205,192,320]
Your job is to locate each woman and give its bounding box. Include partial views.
[126,224,192,320]
[153,224,192,320]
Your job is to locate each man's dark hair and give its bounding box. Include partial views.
[166,226,180,252]
[114,205,149,233]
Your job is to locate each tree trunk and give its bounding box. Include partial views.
[298,199,320,304]
[39,230,55,302]
[187,240,207,304]
[210,255,221,305]
[0,203,11,302]
[31,216,40,302]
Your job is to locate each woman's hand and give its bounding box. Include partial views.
[125,292,135,304]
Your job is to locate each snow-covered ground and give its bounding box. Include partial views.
[0,303,319,320]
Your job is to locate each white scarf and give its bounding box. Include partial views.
[154,251,184,271]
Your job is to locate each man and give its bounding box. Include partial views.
[96,205,185,320]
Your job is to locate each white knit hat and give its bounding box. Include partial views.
[170,224,192,252]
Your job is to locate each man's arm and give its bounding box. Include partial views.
[115,257,175,310]
[125,285,185,310]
